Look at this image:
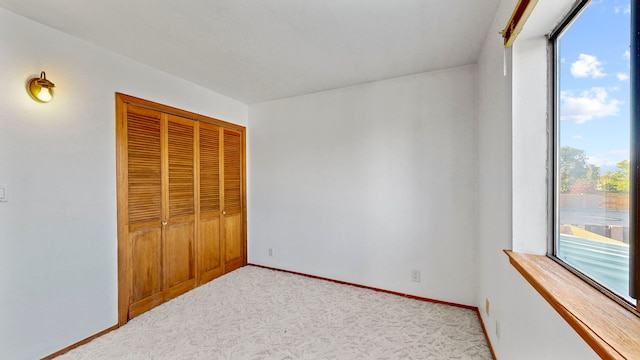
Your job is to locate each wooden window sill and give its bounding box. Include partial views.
[504,250,640,360]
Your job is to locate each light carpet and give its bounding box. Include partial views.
[57,266,492,359]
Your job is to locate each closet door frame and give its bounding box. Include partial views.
[116,93,246,326]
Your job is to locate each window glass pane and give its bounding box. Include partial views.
[556,0,632,303]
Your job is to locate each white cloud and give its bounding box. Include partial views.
[609,149,630,156]
[586,156,604,167]
[615,5,631,14]
[617,73,630,81]
[624,50,630,60]
[586,149,630,169]
[561,87,622,124]
[586,156,619,169]
[570,54,606,78]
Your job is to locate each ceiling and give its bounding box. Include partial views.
[0,0,502,104]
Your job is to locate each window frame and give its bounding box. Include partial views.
[548,0,640,315]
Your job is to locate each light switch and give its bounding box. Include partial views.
[0,184,7,202]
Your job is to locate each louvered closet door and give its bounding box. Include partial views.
[164,115,197,300]
[198,122,222,283]
[117,93,246,325]
[222,129,245,272]
[125,105,165,318]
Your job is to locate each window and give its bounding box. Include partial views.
[551,0,638,310]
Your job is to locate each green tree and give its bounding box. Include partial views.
[585,164,600,181]
[559,146,589,193]
[569,163,601,194]
[600,160,630,193]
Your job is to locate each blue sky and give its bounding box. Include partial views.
[559,0,631,174]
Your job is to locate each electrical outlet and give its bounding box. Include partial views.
[411,269,421,283]
[485,298,490,316]
[268,248,273,256]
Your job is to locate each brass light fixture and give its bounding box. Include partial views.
[27,71,55,103]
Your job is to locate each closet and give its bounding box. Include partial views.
[116,93,246,325]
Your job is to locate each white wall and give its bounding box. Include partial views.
[0,1,609,359]
[0,8,247,360]
[476,0,598,358]
[511,36,549,254]
[248,66,479,306]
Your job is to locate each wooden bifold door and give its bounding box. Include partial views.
[116,93,246,325]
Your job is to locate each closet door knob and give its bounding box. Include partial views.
[161,221,167,226]
[222,211,226,215]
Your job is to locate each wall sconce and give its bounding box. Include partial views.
[27,71,55,103]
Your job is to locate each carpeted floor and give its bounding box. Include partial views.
[56,266,492,359]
